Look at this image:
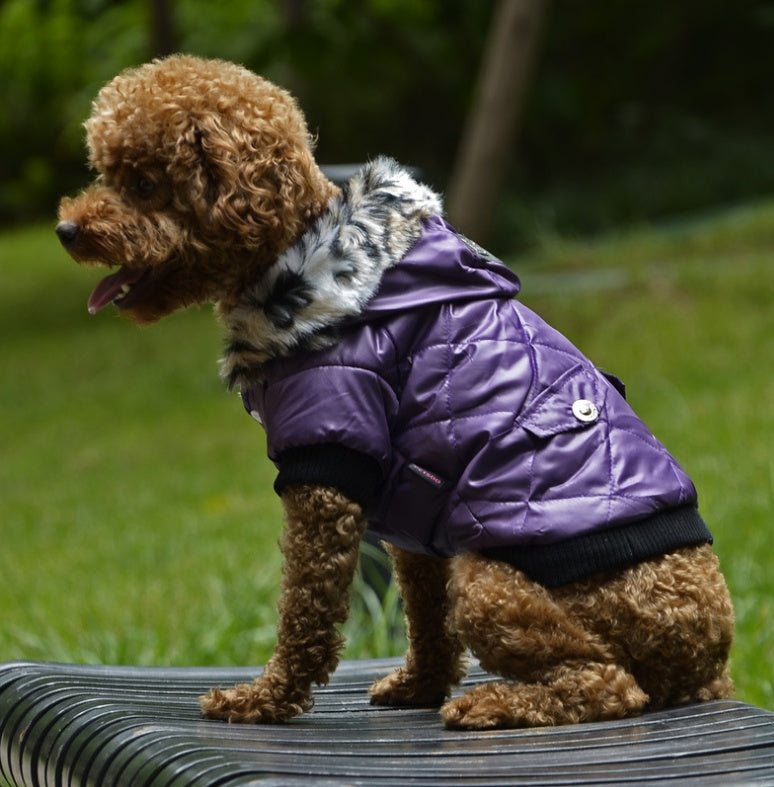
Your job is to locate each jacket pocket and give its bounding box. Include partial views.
[517,363,607,439]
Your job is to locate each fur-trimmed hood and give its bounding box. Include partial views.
[220,158,442,389]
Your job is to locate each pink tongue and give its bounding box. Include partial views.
[88,267,148,314]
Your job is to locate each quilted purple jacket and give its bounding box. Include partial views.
[228,160,710,586]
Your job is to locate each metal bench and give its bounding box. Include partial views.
[1,658,773,786]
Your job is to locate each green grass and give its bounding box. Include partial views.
[1,208,772,709]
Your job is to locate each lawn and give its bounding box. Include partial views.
[1,207,772,709]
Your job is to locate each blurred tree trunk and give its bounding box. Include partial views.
[447,0,548,244]
[150,0,176,58]
[280,0,308,28]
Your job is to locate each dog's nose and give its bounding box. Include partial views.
[55,220,80,247]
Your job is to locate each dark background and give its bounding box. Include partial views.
[2,0,774,251]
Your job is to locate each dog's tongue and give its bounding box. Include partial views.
[88,266,147,314]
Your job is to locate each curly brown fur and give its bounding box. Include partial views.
[369,545,467,707]
[438,545,733,729]
[57,55,338,324]
[200,485,366,722]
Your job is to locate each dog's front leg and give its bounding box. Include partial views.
[200,483,366,723]
[369,546,466,707]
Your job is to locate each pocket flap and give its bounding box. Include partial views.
[518,364,607,439]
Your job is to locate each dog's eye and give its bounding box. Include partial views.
[134,176,156,198]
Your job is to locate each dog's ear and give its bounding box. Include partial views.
[181,111,322,258]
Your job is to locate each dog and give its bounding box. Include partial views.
[56,55,734,729]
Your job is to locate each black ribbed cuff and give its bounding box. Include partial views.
[482,506,713,588]
[274,443,383,509]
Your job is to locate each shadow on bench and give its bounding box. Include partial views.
[1,658,773,786]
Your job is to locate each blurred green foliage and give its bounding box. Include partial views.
[0,0,488,224]
[2,0,774,242]
[502,0,774,244]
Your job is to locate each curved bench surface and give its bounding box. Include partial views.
[1,658,773,786]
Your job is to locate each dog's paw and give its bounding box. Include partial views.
[199,680,310,724]
[441,667,650,729]
[369,667,449,708]
[440,683,525,729]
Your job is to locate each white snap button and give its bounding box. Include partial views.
[572,399,599,423]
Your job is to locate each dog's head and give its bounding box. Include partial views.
[56,55,336,324]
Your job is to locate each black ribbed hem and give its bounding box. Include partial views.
[274,444,383,509]
[481,506,713,588]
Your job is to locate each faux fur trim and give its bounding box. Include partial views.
[220,157,443,389]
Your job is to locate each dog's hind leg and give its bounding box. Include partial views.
[441,552,648,729]
[200,484,366,723]
[370,546,467,707]
[584,544,735,710]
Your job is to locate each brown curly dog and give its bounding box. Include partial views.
[56,55,734,730]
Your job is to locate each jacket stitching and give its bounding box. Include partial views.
[442,307,461,454]
[463,491,662,505]
[605,413,615,524]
